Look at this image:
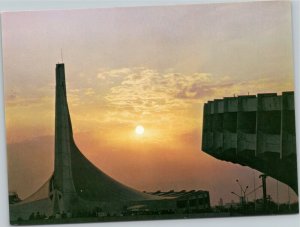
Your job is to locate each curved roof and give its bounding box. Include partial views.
[70,139,166,202]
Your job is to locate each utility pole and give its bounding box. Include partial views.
[259,174,268,212]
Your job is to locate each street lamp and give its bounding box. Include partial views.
[235,179,249,205]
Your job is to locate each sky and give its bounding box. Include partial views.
[1,1,297,205]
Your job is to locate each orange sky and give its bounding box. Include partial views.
[2,1,297,205]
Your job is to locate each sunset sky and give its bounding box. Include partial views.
[2,1,297,205]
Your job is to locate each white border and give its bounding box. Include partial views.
[0,1,299,227]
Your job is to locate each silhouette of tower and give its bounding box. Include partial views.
[9,63,174,221]
[52,64,77,214]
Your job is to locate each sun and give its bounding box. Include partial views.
[135,125,144,135]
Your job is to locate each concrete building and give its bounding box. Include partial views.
[9,64,210,222]
[202,93,298,194]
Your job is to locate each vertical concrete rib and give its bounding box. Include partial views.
[237,96,257,158]
[257,93,281,158]
[205,101,214,151]
[223,97,237,155]
[202,103,208,151]
[212,100,223,153]
[282,92,296,160]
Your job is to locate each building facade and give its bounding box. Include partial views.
[202,93,298,193]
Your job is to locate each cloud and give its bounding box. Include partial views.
[104,68,217,114]
[5,65,294,146]
[100,67,294,130]
[97,68,132,80]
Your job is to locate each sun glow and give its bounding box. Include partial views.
[135,125,144,135]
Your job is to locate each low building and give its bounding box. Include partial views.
[146,190,210,213]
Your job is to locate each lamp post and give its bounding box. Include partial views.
[236,179,243,196]
[236,179,249,205]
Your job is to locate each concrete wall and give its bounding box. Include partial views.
[202,92,298,193]
[202,92,296,158]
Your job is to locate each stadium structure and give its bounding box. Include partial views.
[202,92,298,194]
[9,64,210,221]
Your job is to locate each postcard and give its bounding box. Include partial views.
[1,1,298,225]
